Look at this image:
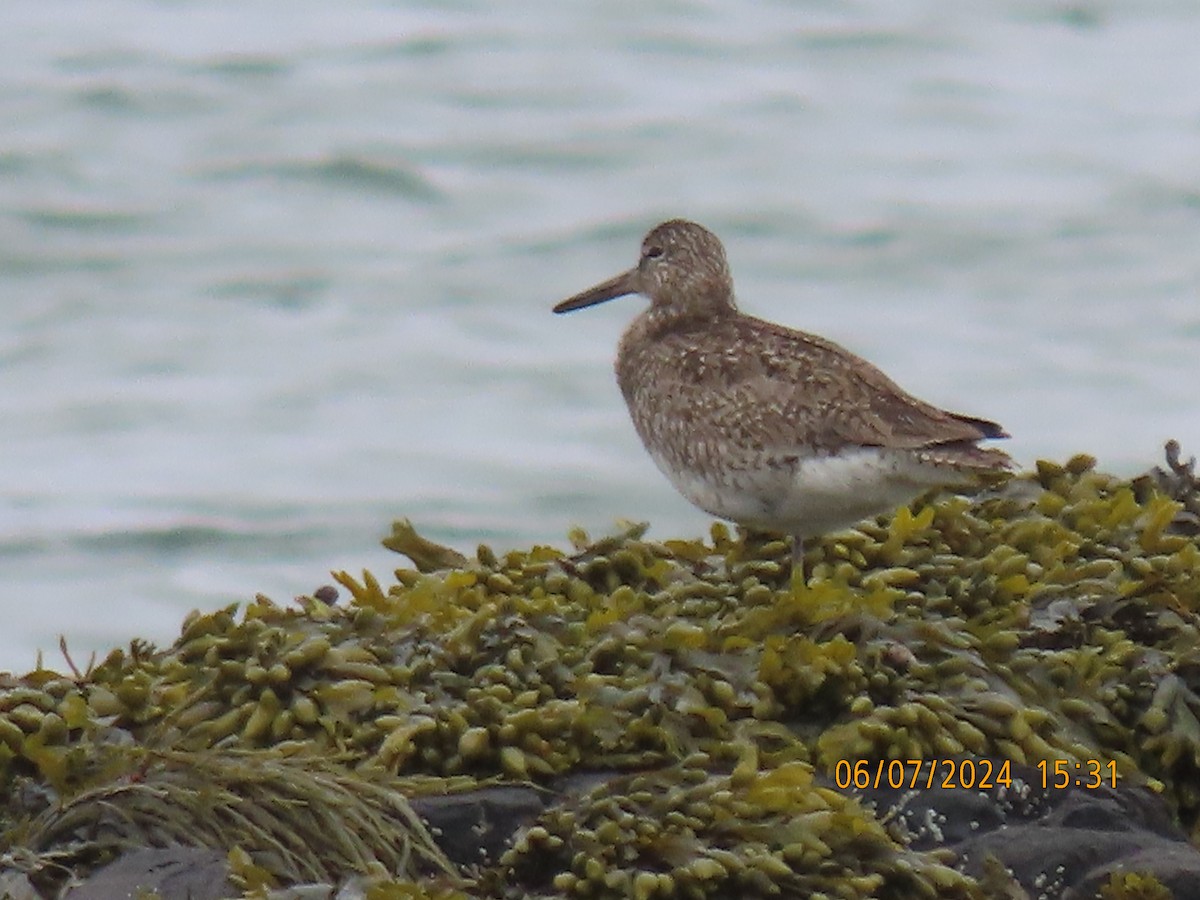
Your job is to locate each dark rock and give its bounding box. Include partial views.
[63,847,232,900]
[1070,842,1200,900]
[410,785,547,868]
[849,758,1199,898]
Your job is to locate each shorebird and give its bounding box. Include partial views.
[553,219,1011,579]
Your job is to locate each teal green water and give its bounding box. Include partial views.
[2,2,1199,668]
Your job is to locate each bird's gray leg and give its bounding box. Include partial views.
[790,534,807,590]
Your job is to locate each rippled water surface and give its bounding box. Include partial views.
[2,1,1199,669]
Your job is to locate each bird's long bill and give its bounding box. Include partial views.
[552,268,639,314]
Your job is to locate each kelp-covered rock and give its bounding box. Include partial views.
[501,758,977,899]
[1,447,1199,898]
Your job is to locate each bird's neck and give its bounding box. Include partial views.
[642,291,738,337]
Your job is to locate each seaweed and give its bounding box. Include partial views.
[2,446,1199,897]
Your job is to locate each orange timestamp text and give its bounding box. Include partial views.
[833,758,1120,791]
[834,758,1013,791]
[1036,758,1118,790]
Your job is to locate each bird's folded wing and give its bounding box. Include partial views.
[717,316,1009,458]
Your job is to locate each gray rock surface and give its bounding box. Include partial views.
[63,847,232,900]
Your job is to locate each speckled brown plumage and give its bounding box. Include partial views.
[553,219,1011,554]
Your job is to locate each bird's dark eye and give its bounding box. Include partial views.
[644,245,664,259]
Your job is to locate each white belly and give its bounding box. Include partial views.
[649,446,964,538]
